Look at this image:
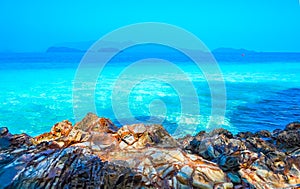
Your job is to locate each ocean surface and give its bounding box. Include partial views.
[0,52,300,137]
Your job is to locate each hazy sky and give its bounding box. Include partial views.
[0,0,300,52]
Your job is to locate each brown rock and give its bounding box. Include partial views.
[74,112,118,133]
[3,114,300,189]
[32,120,72,145]
[285,122,300,130]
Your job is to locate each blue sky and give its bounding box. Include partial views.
[0,0,300,52]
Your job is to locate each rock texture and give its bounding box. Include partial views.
[0,114,300,189]
[184,125,300,189]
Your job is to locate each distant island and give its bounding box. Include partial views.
[46,46,85,53]
[46,44,257,55]
[45,42,300,62]
[46,40,132,53]
[46,46,120,53]
[212,47,256,54]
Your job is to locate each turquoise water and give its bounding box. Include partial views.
[0,53,300,136]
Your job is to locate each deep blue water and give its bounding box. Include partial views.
[0,52,300,137]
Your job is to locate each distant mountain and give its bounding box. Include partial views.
[53,41,95,51]
[44,42,300,62]
[98,47,120,52]
[46,46,257,55]
[46,46,84,53]
[46,40,95,53]
[212,48,300,62]
[212,48,256,54]
[47,40,134,53]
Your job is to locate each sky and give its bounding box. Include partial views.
[0,0,300,52]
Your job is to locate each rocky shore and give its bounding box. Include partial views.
[0,113,300,189]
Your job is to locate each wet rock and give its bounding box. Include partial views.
[1,113,300,188]
[128,124,147,134]
[147,124,179,148]
[187,125,300,188]
[187,132,247,164]
[88,132,118,151]
[0,127,8,136]
[208,128,233,139]
[236,131,254,139]
[254,130,271,138]
[177,134,194,149]
[285,122,300,130]
[0,114,233,188]
[276,129,300,149]
[95,123,231,188]
[4,146,141,189]
[51,120,73,137]
[176,171,190,185]
[227,172,241,184]
[272,128,282,137]
[74,112,118,133]
[244,136,276,154]
[32,120,73,145]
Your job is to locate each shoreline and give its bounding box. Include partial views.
[0,113,299,188]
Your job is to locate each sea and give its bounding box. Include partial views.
[1,50,300,137]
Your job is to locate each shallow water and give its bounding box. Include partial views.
[0,52,300,136]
